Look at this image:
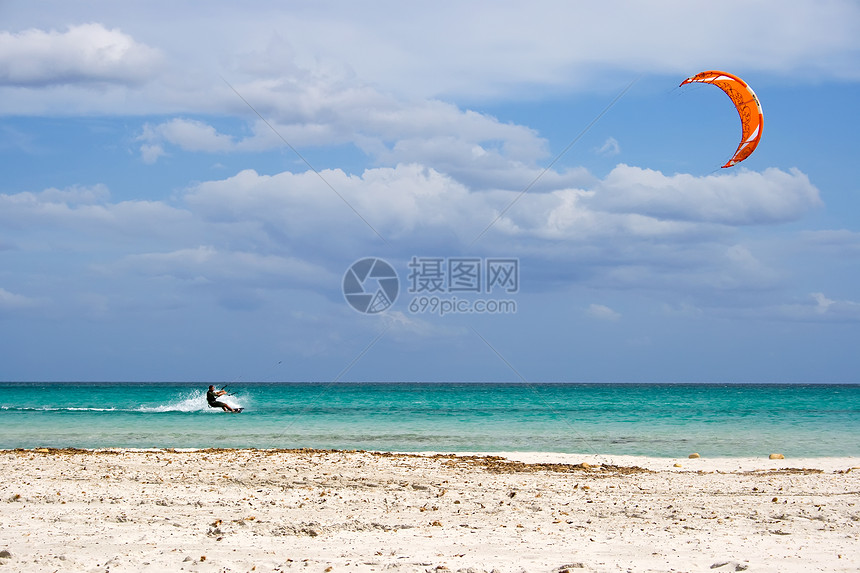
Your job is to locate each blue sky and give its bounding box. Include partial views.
[1,1,859,382]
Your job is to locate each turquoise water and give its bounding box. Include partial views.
[1,382,858,457]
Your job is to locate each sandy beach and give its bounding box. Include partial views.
[1,449,858,572]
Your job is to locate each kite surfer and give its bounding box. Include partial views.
[207,385,240,412]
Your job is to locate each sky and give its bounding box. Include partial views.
[1,1,859,383]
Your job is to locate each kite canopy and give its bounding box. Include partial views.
[680,70,763,168]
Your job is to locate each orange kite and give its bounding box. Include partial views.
[680,70,764,168]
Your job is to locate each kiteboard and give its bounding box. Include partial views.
[232,407,244,413]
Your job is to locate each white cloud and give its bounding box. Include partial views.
[586,303,621,321]
[587,165,822,226]
[595,137,621,157]
[801,229,860,256]
[0,184,194,243]
[661,302,704,318]
[381,310,468,340]
[182,165,484,247]
[140,119,237,154]
[2,2,857,114]
[136,97,554,191]
[811,292,836,314]
[206,1,860,100]
[0,23,161,87]
[139,143,165,164]
[37,183,110,205]
[767,292,860,322]
[0,287,40,311]
[116,246,336,289]
[0,158,824,308]
[0,115,835,326]
[471,165,821,249]
[176,162,824,286]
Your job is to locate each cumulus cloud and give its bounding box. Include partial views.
[0,120,832,326]
[140,119,238,154]
[800,229,860,256]
[182,165,484,248]
[2,159,824,306]
[0,287,40,311]
[136,95,555,192]
[0,23,161,87]
[173,161,824,277]
[811,292,836,313]
[1,2,858,115]
[117,246,335,288]
[767,292,860,322]
[0,184,194,243]
[37,183,110,205]
[139,143,166,165]
[586,303,621,321]
[209,2,860,101]
[356,1,860,96]
[585,165,822,226]
[595,137,621,157]
[165,162,767,319]
[381,310,469,340]
[472,165,821,249]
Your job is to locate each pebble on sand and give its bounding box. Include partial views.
[689,453,700,459]
[769,453,785,460]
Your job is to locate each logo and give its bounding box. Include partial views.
[342,257,399,314]
[406,257,518,294]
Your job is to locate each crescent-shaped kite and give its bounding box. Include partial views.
[680,70,764,168]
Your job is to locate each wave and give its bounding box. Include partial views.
[136,389,245,413]
[2,390,244,413]
[1,406,120,412]
[136,390,215,413]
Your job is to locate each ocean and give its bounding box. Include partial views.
[1,382,858,457]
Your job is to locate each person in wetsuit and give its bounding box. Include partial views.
[207,385,238,412]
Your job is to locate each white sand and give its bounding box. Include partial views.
[1,449,858,572]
